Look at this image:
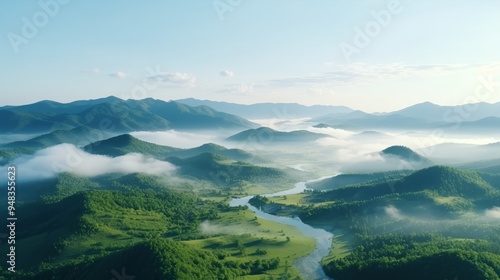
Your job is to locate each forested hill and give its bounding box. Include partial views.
[0,97,258,133]
[83,134,254,161]
[165,152,292,186]
[381,145,432,165]
[227,127,329,143]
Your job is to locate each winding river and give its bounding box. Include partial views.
[229,176,335,280]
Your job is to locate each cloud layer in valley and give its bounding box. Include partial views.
[131,130,223,149]
[5,144,175,181]
[485,207,500,219]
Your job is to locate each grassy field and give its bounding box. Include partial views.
[321,230,355,265]
[268,194,308,206]
[183,208,316,279]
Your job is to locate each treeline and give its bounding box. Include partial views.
[249,195,270,208]
[324,233,500,280]
[8,238,280,280]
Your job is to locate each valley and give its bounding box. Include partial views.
[1,97,500,280]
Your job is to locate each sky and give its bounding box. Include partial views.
[1,0,500,112]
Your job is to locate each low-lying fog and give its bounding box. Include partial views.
[3,117,498,182]
[3,144,176,181]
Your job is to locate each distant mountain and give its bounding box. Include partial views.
[0,96,122,114]
[166,152,291,186]
[312,110,373,123]
[2,126,108,149]
[312,123,335,129]
[0,97,259,134]
[227,127,330,143]
[424,142,500,164]
[309,102,500,133]
[176,98,353,119]
[381,145,432,165]
[166,143,253,162]
[386,101,500,123]
[453,117,500,133]
[84,134,180,157]
[350,130,393,141]
[458,158,500,174]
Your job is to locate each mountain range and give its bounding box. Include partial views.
[176,98,353,119]
[227,127,330,143]
[0,97,258,134]
[84,134,254,162]
[311,101,500,133]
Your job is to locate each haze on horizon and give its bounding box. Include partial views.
[2,1,500,112]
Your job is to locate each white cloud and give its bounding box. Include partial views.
[260,62,500,89]
[7,144,175,181]
[109,71,127,79]
[147,72,196,86]
[385,205,403,220]
[485,207,500,219]
[217,83,253,94]
[130,130,222,149]
[220,70,234,77]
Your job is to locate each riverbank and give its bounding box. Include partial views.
[230,178,336,280]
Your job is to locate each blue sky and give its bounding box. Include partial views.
[1,0,500,112]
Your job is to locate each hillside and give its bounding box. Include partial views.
[0,171,292,279]
[227,127,329,143]
[83,134,179,158]
[307,170,413,191]
[2,126,106,149]
[166,152,291,186]
[83,134,255,162]
[324,234,500,280]
[27,239,246,280]
[0,96,122,114]
[0,98,258,134]
[317,166,495,203]
[166,143,253,162]
[176,98,353,118]
[397,165,495,197]
[381,145,432,165]
[387,101,500,122]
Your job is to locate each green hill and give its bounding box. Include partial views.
[397,166,495,197]
[166,152,291,186]
[318,166,495,202]
[83,134,179,157]
[0,98,258,134]
[1,172,285,280]
[0,96,122,114]
[26,239,245,280]
[2,126,105,149]
[83,134,255,162]
[167,143,253,162]
[307,170,413,191]
[0,109,73,133]
[227,127,329,143]
[324,234,500,280]
[381,145,432,165]
[301,166,499,224]
[143,99,258,130]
